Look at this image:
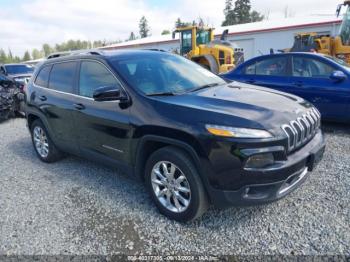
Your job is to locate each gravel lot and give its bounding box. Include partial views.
[0,118,349,256]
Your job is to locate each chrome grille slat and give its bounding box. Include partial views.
[282,108,321,152]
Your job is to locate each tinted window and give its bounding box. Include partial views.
[79,61,118,98]
[255,57,288,76]
[34,66,51,87]
[49,62,77,93]
[292,57,334,78]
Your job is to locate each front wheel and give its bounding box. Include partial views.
[145,146,209,222]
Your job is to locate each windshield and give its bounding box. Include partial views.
[5,64,34,75]
[340,6,350,45]
[196,30,210,45]
[109,53,226,96]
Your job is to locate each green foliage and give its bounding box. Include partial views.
[222,0,264,26]
[139,16,150,38]
[23,51,31,61]
[129,32,136,41]
[175,18,191,28]
[161,30,171,35]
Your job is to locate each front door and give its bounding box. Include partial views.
[72,60,131,164]
[288,56,350,120]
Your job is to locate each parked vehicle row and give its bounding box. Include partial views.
[25,50,325,221]
[223,52,350,123]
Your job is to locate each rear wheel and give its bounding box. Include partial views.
[145,146,209,222]
[30,119,63,163]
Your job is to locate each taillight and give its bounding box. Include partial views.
[226,55,232,64]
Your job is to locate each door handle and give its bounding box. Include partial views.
[293,81,303,87]
[246,79,256,84]
[38,95,47,101]
[73,103,85,110]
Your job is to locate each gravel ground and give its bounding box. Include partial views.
[0,118,349,256]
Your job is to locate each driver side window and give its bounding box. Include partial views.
[292,57,334,78]
[79,61,118,98]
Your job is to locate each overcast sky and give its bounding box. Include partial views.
[0,0,342,57]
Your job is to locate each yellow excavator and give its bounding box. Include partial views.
[288,1,350,64]
[172,25,244,74]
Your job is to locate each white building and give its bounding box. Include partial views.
[100,16,342,60]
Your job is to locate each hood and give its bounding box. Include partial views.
[155,82,313,135]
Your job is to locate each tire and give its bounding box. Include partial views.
[145,146,209,222]
[30,119,63,163]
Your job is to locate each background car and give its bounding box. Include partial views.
[0,73,23,120]
[222,53,350,123]
[0,63,34,90]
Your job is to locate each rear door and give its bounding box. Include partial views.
[71,60,131,164]
[288,55,350,120]
[236,56,290,91]
[33,61,79,153]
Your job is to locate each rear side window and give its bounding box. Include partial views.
[34,66,51,87]
[255,57,288,76]
[79,61,119,98]
[49,62,77,93]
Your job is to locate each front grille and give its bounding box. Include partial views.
[281,108,321,152]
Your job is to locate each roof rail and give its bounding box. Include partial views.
[47,49,104,59]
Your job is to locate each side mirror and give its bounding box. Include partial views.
[93,85,127,102]
[330,70,347,82]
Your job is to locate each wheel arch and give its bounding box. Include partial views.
[134,134,205,182]
[191,55,219,74]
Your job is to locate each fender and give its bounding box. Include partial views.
[134,135,206,180]
[191,55,219,74]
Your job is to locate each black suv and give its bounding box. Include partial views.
[25,50,326,221]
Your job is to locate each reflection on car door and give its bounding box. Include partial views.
[71,60,131,165]
[288,56,350,120]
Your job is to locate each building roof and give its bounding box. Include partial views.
[100,15,341,50]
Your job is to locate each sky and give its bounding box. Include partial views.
[0,0,343,57]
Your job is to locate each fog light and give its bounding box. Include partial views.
[245,153,274,169]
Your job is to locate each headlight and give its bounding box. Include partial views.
[205,124,273,138]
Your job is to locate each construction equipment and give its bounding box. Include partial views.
[172,25,244,74]
[287,1,350,63]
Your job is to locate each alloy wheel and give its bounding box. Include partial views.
[151,161,191,213]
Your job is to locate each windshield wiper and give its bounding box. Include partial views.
[189,82,221,93]
[146,92,175,97]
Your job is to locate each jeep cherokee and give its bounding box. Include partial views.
[25,50,326,222]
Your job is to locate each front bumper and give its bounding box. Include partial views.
[205,130,326,208]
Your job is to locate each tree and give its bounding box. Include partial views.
[7,49,13,62]
[129,32,136,41]
[31,48,42,60]
[222,0,236,26]
[250,10,264,22]
[0,49,7,63]
[175,18,191,28]
[139,16,150,38]
[161,30,170,35]
[233,0,251,24]
[42,43,53,57]
[23,51,31,61]
[222,0,264,26]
